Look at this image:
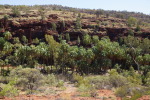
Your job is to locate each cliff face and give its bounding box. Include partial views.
[0,18,150,43]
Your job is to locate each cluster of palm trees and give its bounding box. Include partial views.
[0,34,150,76]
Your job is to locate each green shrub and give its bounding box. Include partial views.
[109,69,128,88]
[121,67,142,85]
[51,23,57,31]
[87,73,128,90]
[108,69,119,75]
[144,72,150,86]
[3,31,12,40]
[78,83,92,92]
[109,75,128,88]
[72,74,90,87]
[44,74,57,86]
[129,93,142,100]
[56,80,64,87]
[0,81,19,97]
[9,67,44,94]
[87,75,111,89]
[115,84,144,98]
[32,38,39,44]
[11,7,21,17]
[135,25,141,32]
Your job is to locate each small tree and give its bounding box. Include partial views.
[75,17,82,29]
[95,10,104,18]
[135,25,141,32]
[32,38,39,44]
[92,35,99,44]
[3,31,12,40]
[127,17,137,27]
[11,7,20,17]
[66,33,70,42]
[78,13,81,18]
[77,36,81,45]
[21,35,28,44]
[51,23,57,31]
[3,15,9,21]
[38,7,45,20]
[9,67,44,94]
[58,34,63,41]
[0,37,6,50]
[13,37,20,44]
[83,34,92,45]
[62,19,65,30]
[128,29,134,36]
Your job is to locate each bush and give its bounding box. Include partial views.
[87,70,128,90]
[0,81,19,97]
[121,67,142,85]
[87,75,111,89]
[127,17,137,27]
[51,23,57,31]
[9,67,44,94]
[72,74,90,87]
[115,84,144,98]
[11,7,21,17]
[109,75,128,88]
[3,31,12,40]
[44,74,57,86]
[78,83,92,92]
[56,80,64,87]
[144,72,150,86]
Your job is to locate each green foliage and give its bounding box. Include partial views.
[38,7,46,20]
[136,54,150,65]
[51,23,57,31]
[116,84,148,99]
[3,31,12,40]
[127,17,137,27]
[83,33,92,45]
[0,37,6,50]
[3,15,9,20]
[135,25,141,32]
[9,67,44,94]
[75,17,82,29]
[77,36,81,45]
[92,35,99,44]
[56,80,64,87]
[128,29,134,36]
[95,10,104,18]
[32,38,39,44]
[11,7,21,17]
[0,80,19,97]
[109,69,119,75]
[87,73,128,90]
[62,19,65,29]
[21,35,28,44]
[121,67,142,85]
[78,13,81,18]
[144,72,150,86]
[114,64,122,73]
[44,74,57,86]
[78,84,92,92]
[13,37,20,44]
[65,33,70,42]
